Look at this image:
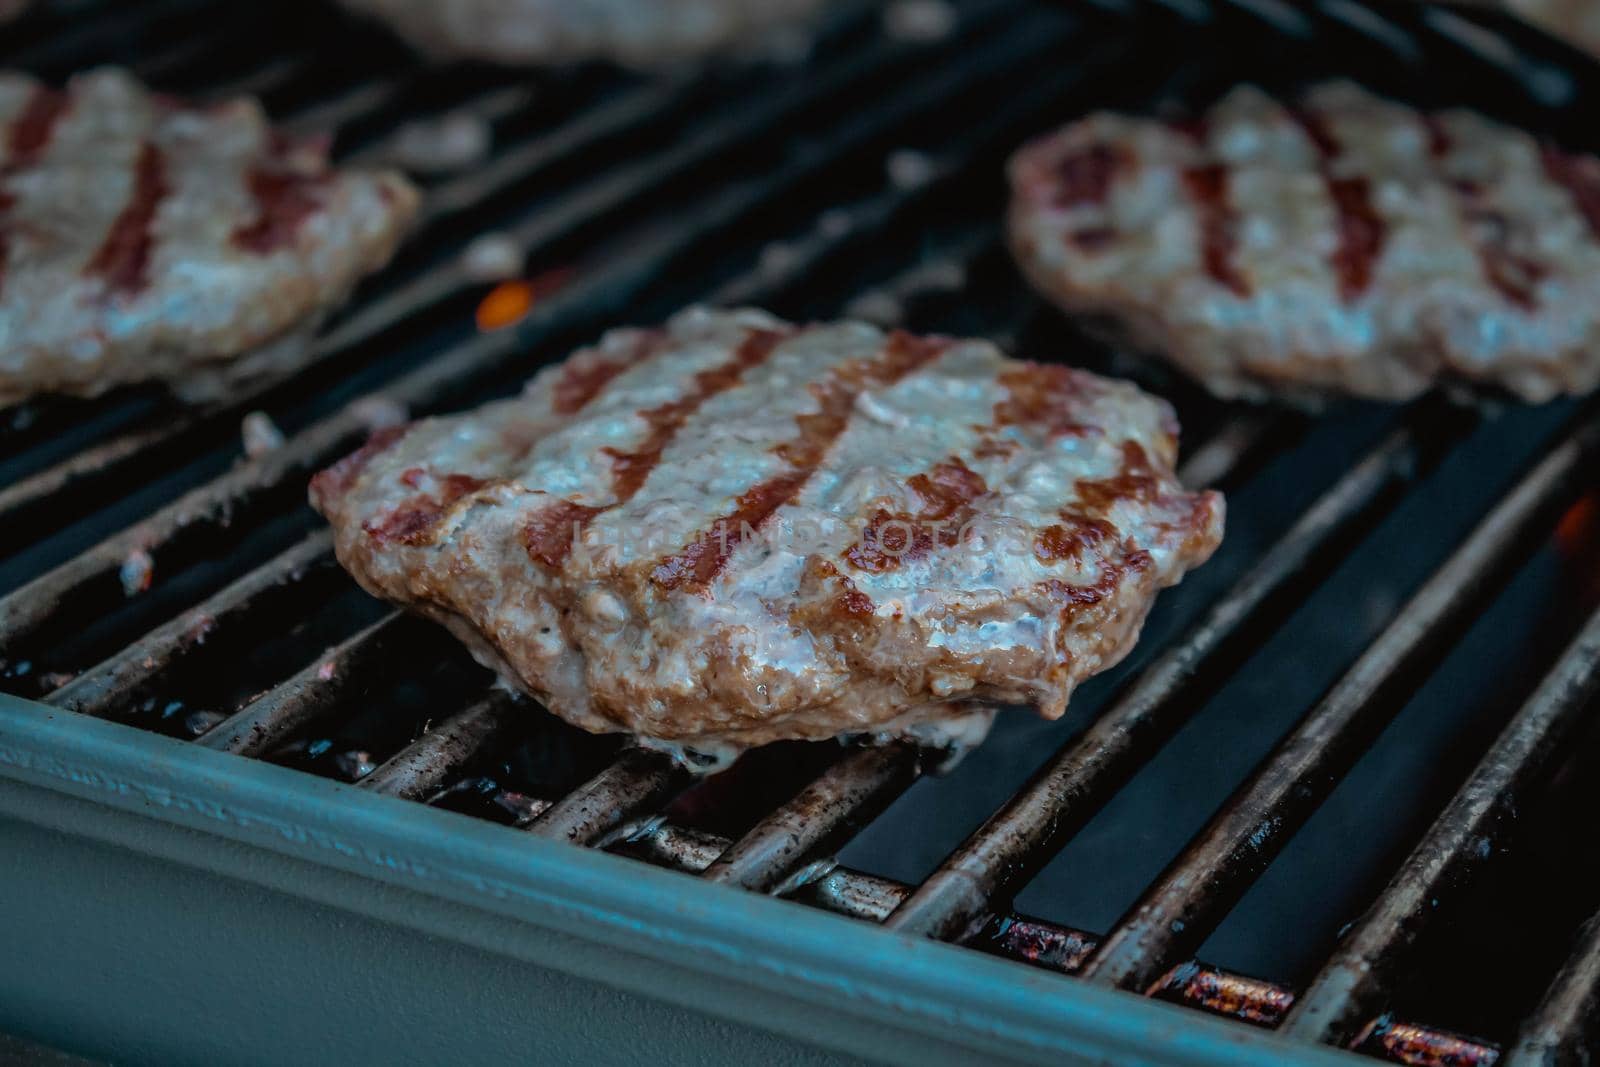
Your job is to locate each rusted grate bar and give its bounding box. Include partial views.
[525,748,689,846]
[884,412,1458,942]
[1283,600,1600,1047]
[693,402,1280,896]
[5,0,208,74]
[1506,911,1600,1066]
[427,756,1496,1059]
[702,741,923,892]
[0,79,696,526]
[0,0,958,480]
[1078,408,1600,994]
[44,531,336,719]
[360,690,522,801]
[0,6,1059,659]
[194,611,407,757]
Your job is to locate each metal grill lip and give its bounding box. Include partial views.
[0,694,1360,1067]
[4,1,1600,1063]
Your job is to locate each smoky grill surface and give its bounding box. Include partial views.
[3,1,1600,1063]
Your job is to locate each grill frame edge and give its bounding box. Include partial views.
[0,693,1357,1067]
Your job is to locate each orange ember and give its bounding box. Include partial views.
[474,268,572,332]
[1556,492,1599,557]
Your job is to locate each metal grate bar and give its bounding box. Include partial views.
[131,205,1024,776]
[1353,1019,1501,1067]
[131,17,274,83]
[5,0,208,74]
[457,757,1496,1059]
[44,176,1039,801]
[883,411,1458,941]
[44,531,336,719]
[360,690,521,800]
[0,1,913,464]
[690,403,1280,897]
[134,14,288,84]
[702,741,923,892]
[1506,911,1600,1066]
[1078,408,1600,993]
[197,53,323,108]
[525,748,688,845]
[0,407,362,652]
[0,79,692,527]
[337,84,537,164]
[0,4,1054,656]
[195,611,407,756]
[1283,600,1600,1046]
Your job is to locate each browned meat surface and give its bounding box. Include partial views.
[1008,82,1600,403]
[0,68,419,404]
[311,307,1223,762]
[336,0,835,67]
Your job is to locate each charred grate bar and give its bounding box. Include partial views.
[5,0,1600,1064]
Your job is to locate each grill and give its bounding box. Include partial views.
[2,0,1600,1063]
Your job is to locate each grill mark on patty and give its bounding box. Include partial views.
[8,84,69,164]
[85,140,168,297]
[1034,516,1117,565]
[606,327,788,500]
[523,500,609,569]
[651,330,952,594]
[513,329,672,560]
[0,85,71,294]
[310,424,413,507]
[811,559,876,619]
[1428,117,1548,309]
[1033,440,1155,569]
[1288,107,1385,302]
[1032,441,1160,617]
[1039,544,1151,609]
[1171,116,1250,297]
[991,361,1108,441]
[1053,142,1130,207]
[1540,142,1600,243]
[363,473,490,545]
[551,328,667,415]
[521,326,791,572]
[1181,164,1251,298]
[233,167,329,254]
[842,458,988,575]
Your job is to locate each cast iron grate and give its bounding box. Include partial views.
[3,0,1600,1062]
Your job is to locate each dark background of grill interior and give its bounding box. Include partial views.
[2,0,1599,1049]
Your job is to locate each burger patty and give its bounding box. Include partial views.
[336,0,833,67]
[0,68,419,405]
[1008,82,1600,403]
[311,307,1223,758]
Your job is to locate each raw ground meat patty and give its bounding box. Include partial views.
[0,68,419,405]
[336,0,835,67]
[311,307,1223,758]
[1008,81,1600,403]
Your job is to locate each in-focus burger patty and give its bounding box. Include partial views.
[0,68,419,404]
[1008,81,1600,403]
[336,0,835,67]
[311,307,1223,756]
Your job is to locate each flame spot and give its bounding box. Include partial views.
[1556,493,1598,556]
[474,268,572,332]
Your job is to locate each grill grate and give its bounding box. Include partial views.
[4,0,1600,1063]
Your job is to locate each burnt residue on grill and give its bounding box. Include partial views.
[5,2,1600,1065]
